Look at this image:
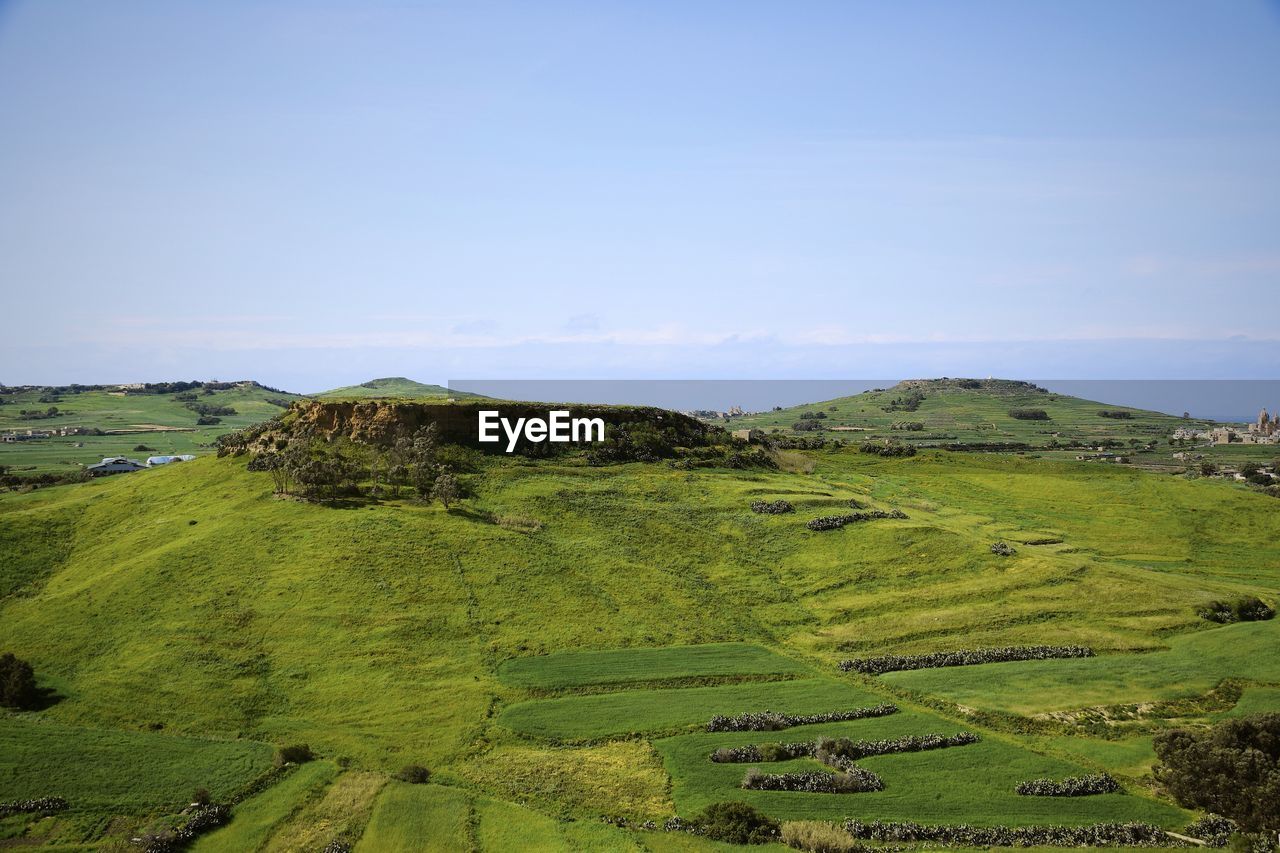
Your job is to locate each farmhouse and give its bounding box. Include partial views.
[146,455,196,466]
[85,457,147,476]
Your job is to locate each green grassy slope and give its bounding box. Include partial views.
[312,377,483,400]
[725,379,1200,447]
[1,442,1277,846]
[0,382,303,474]
[0,716,272,811]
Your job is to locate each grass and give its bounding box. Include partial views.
[498,678,885,740]
[1219,685,1280,719]
[355,783,472,852]
[0,382,302,474]
[0,715,272,812]
[657,719,1187,827]
[192,760,337,853]
[497,642,809,690]
[883,619,1280,714]
[725,379,1195,448]
[312,376,483,400]
[3,410,1279,845]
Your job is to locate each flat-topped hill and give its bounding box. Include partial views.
[722,377,1204,450]
[312,377,485,400]
[220,398,718,456]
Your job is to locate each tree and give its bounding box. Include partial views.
[432,471,459,508]
[1154,713,1280,833]
[1201,462,1219,477]
[0,652,41,710]
[408,424,439,498]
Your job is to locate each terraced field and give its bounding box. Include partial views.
[2,424,1277,848]
[884,619,1280,715]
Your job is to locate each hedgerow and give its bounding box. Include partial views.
[1015,773,1121,796]
[742,767,883,794]
[707,704,898,732]
[0,796,68,817]
[135,804,231,852]
[843,819,1179,847]
[807,510,907,531]
[822,732,978,760]
[711,732,978,765]
[838,645,1094,675]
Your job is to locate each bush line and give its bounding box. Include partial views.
[807,510,907,531]
[839,645,1095,675]
[843,819,1181,847]
[706,703,898,733]
[1015,772,1121,796]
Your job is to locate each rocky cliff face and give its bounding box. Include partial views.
[220,399,717,457]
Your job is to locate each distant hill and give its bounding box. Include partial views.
[722,377,1210,451]
[312,377,485,400]
[0,379,305,474]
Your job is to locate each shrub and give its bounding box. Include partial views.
[839,645,1094,675]
[1098,410,1134,419]
[751,499,794,514]
[890,421,924,431]
[858,441,916,457]
[689,801,781,844]
[781,821,868,853]
[191,787,211,805]
[806,510,907,531]
[1015,772,1120,796]
[1184,815,1238,847]
[1154,713,1280,833]
[274,743,315,766]
[707,704,898,732]
[1198,597,1275,624]
[0,652,41,710]
[394,764,430,784]
[1008,408,1050,420]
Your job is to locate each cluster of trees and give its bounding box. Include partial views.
[1097,409,1134,419]
[882,390,925,412]
[1008,408,1050,420]
[249,424,464,506]
[792,419,824,432]
[859,440,916,457]
[1154,713,1280,834]
[17,406,61,420]
[665,802,780,845]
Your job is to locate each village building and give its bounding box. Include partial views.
[85,457,147,476]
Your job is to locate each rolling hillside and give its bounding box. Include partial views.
[0,381,304,474]
[724,378,1203,448]
[2,426,1277,849]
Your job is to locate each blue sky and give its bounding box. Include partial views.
[2,1,1279,391]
